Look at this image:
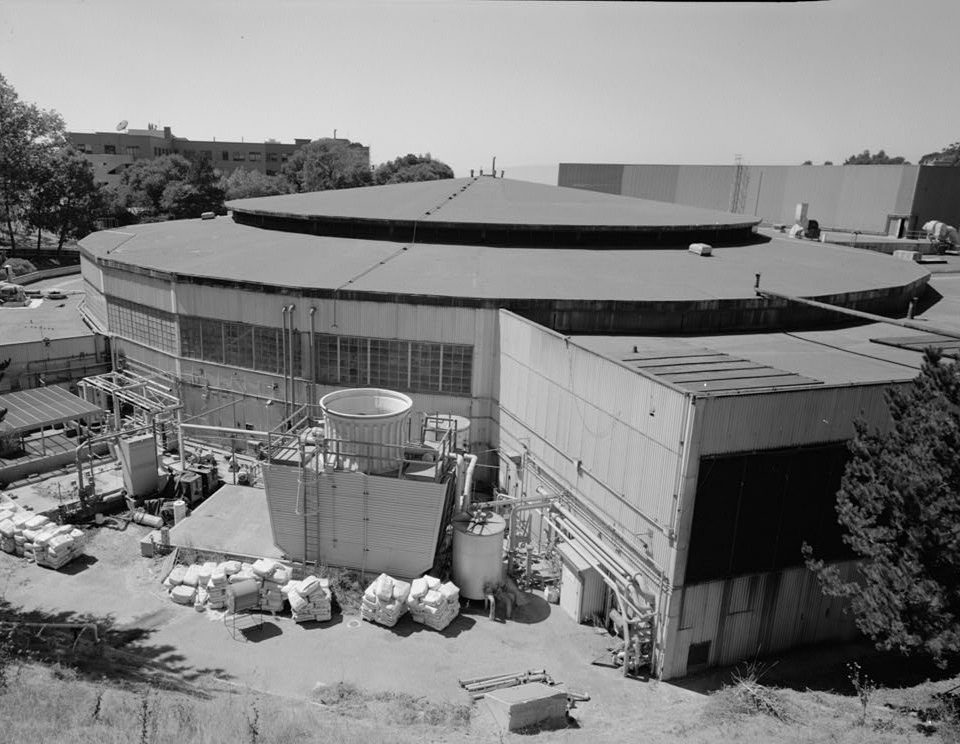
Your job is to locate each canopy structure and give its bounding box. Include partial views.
[0,386,103,435]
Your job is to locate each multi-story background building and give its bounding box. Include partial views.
[67,124,370,187]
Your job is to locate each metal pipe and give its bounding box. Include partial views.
[280,306,289,418]
[756,287,960,341]
[461,454,478,511]
[309,306,317,405]
[287,303,296,414]
[180,423,271,437]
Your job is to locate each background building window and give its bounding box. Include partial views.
[222,151,229,161]
[125,146,140,157]
[104,145,116,155]
[249,152,262,161]
[232,152,245,161]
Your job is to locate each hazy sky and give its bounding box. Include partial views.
[1,0,957,182]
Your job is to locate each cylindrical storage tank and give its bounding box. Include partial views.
[452,510,506,600]
[319,388,413,475]
[424,413,471,451]
[172,500,188,524]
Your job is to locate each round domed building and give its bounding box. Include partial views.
[80,176,930,678]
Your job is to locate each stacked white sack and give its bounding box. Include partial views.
[35,526,84,569]
[206,565,229,610]
[283,575,332,623]
[361,573,410,628]
[21,515,52,561]
[253,558,288,613]
[9,513,33,556]
[0,505,20,554]
[407,576,460,631]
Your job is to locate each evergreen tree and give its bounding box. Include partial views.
[805,349,960,665]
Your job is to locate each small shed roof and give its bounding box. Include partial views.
[0,386,103,434]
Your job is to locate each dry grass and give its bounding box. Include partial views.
[0,664,472,744]
[312,681,472,728]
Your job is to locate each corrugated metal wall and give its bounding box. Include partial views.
[695,384,898,457]
[562,163,925,233]
[101,266,174,311]
[263,463,450,579]
[664,562,859,678]
[498,310,689,577]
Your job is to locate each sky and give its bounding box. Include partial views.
[1,0,958,183]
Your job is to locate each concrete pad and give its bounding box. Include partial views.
[167,484,282,560]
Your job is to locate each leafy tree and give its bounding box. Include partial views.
[843,149,909,165]
[920,142,960,166]
[220,168,293,200]
[0,74,65,248]
[373,154,454,185]
[27,148,104,250]
[118,154,191,214]
[159,157,225,218]
[802,160,813,165]
[282,138,372,193]
[805,349,960,666]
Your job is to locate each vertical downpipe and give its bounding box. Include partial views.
[288,304,297,415]
[309,307,317,408]
[280,306,289,419]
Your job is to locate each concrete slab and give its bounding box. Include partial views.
[167,483,282,560]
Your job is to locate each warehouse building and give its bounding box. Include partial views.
[559,163,960,236]
[77,176,932,677]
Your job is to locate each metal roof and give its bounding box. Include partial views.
[871,332,960,359]
[79,219,929,305]
[226,177,758,231]
[576,325,924,395]
[618,347,823,394]
[0,386,103,434]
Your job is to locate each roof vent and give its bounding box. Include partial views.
[201,212,216,221]
[689,243,712,257]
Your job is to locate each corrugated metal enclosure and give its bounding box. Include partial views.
[262,462,453,579]
[498,310,690,579]
[558,163,960,233]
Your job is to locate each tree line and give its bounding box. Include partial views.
[0,75,454,251]
[802,144,960,166]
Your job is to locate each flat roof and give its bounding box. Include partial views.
[575,323,925,395]
[0,386,103,433]
[0,293,94,347]
[80,219,929,304]
[226,177,757,231]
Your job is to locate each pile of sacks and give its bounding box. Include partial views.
[361,573,411,628]
[408,576,460,631]
[282,575,332,623]
[163,558,293,613]
[253,558,291,614]
[0,505,85,569]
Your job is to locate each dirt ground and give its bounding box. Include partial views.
[0,526,708,740]
[1,526,955,743]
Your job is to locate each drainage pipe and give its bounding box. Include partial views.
[287,304,296,414]
[308,306,317,405]
[280,306,289,417]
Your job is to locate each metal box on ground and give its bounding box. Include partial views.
[485,682,568,731]
[118,432,159,498]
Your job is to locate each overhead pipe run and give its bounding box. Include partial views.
[287,304,297,414]
[280,306,289,416]
[309,306,317,404]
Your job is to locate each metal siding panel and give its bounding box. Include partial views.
[581,567,607,622]
[698,386,893,456]
[619,165,680,202]
[836,166,913,232]
[675,166,737,212]
[102,267,172,311]
[262,464,307,559]
[557,163,625,194]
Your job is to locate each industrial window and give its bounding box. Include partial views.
[410,342,441,392]
[180,315,301,376]
[106,297,177,354]
[223,322,253,369]
[125,146,139,157]
[313,333,472,396]
[684,444,853,585]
